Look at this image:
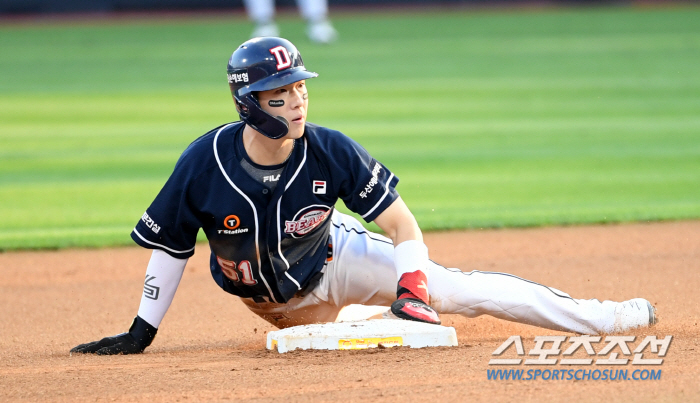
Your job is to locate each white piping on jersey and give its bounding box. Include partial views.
[285,271,302,289]
[276,138,308,290]
[285,138,307,192]
[361,172,395,219]
[133,228,196,255]
[213,124,277,303]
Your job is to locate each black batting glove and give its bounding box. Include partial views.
[70,316,157,355]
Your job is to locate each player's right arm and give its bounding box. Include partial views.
[70,249,188,355]
[373,197,441,325]
[319,128,440,324]
[71,127,224,355]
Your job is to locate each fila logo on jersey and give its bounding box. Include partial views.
[285,205,331,237]
[269,46,292,70]
[219,214,249,235]
[313,180,326,194]
[264,174,281,183]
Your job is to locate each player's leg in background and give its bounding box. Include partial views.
[244,0,279,38]
[296,0,338,43]
[241,211,653,333]
[426,265,624,334]
[323,211,653,335]
[322,212,614,333]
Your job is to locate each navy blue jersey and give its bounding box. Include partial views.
[131,122,399,303]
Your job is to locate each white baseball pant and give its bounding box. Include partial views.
[243,0,329,24]
[241,211,620,335]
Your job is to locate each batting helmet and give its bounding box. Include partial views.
[227,37,318,139]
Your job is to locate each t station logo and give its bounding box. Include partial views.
[218,214,250,235]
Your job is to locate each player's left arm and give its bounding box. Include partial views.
[374,197,441,325]
[373,196,422,246]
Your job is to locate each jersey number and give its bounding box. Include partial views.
[216,256,257,285]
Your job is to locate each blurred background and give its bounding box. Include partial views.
[1,0,699,250]
[2,0,679,14]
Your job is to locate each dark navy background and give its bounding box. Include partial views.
[0,1,635,16]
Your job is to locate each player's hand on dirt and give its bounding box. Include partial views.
[390,270,441,325]
[71,333,142,355]
[70,316,157,355]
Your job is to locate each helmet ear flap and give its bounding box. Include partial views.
[235,91,289,140]
[234,98,249,115]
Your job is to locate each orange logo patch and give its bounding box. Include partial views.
[224,215,241,230]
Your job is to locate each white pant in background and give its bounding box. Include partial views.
[241,211,619,335]
[243,0,329,24]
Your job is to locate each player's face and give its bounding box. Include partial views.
[257,80,309,140]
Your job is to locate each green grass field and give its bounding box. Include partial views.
[1,6,699,249]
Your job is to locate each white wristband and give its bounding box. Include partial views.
[136,249,188,328]
[393,240,429,280]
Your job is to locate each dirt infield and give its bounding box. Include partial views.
[1,221,698,402]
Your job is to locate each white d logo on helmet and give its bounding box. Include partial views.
[269,46,292,70]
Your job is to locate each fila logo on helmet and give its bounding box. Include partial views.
[269,46,292,70]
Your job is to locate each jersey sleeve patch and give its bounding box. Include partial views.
[131,208,198,259]
[356,163,399,222]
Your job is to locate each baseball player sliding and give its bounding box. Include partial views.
[71,37,657,355]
